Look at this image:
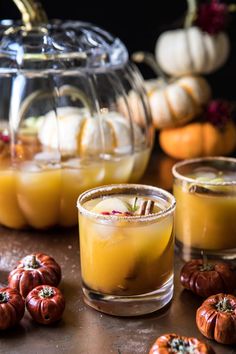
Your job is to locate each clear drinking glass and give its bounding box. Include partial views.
[77,184,176,316]
[172,157,236,261]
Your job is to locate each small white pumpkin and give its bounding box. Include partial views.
[146,75,211,128]
[38,107,144,156]
[155,26,230,76]
[120,75,211,129]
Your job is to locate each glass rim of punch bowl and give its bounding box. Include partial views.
[77,184,176,224]
[172,156,236,186]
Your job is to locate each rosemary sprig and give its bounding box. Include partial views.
[129,197,139,213]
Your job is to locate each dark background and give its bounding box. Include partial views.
[0,0,236,100]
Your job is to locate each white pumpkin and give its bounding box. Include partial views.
[155,26,230,76]
[38,107,144,156]
[146,75,211,129]
[120,75,211,129]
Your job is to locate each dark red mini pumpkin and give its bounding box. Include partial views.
[0,287,25,330]
[26,285,65,325]
[180,259,236,297]
[149,333,215,354]
[196,293,236,345]
[8,253,61,298]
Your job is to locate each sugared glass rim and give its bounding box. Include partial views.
[172,156,236,186]
[77,184,176,223]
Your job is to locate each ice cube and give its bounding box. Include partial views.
[20,161,42,172]
[62,158,81,169]
[34,151,60,162]
[194,167,218,181]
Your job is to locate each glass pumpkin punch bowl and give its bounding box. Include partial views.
[0,2,153,230]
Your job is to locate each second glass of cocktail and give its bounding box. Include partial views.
[77,184,176,316]
[173,157,236,261]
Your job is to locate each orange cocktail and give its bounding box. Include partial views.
[173,157,236,260]
[77,184,175,316]
[0,146,150,229]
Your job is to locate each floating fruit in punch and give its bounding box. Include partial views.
[91,197,130,215]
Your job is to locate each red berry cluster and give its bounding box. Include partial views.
[205,99,232,128]
[196,0,229,34]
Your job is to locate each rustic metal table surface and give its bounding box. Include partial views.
[0,152,235,354]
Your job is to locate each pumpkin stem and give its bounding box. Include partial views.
[199,251,214,271]
[39,286,54,299]
[170,338,196,353]
[131,51,168,83]
[216,297,233,313]
[202,250,207,267]
[24,254,40,269]
[185,0,197,28]
[0,292,8,303]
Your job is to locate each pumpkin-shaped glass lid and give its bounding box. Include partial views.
[0,19,128,71]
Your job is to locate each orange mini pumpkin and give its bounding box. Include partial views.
[159,120,236,160]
